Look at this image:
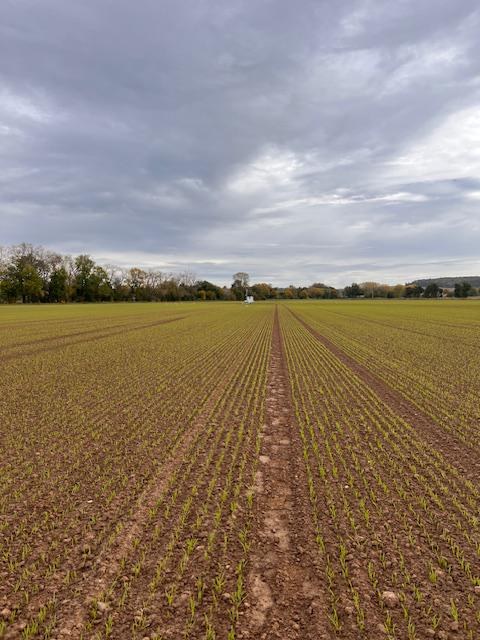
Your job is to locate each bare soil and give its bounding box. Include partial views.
[244,309,328,639]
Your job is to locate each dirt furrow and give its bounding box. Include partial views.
[54,352,240,638]
[289,308,480,484]
[245,308,327,640]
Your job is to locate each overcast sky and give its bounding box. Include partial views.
[1,1,480,286]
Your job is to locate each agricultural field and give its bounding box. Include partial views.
[0,300,479,640]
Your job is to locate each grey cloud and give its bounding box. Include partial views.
[1,0,480,286]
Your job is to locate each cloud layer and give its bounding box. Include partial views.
[1,0,480,286]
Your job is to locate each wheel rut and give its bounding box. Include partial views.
[244,308,327,640]
[289,308,480,485]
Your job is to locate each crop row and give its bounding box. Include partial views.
[80,307,273,639]
[0,304,273,639]
[288,301,480,451]
[280,306,480,638]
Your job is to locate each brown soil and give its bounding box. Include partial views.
[4,305,479,639]
[51,318,262,640]
[244,308,328,639]
[54,432,196,636]
[53,344,240,638]
[289,308,480,483]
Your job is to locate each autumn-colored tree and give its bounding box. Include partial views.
[251,283,274,299]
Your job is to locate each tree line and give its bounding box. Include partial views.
[0,244,477,303]
[343,281,478,298]
[0,244,217,303]
[0,245,339,303]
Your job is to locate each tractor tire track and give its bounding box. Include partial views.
[245,307,328,639]
[289,308,480,485]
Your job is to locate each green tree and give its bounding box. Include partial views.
[1,244,44,302]
[195,280,222,300]
[48,267,69,302]
[454,281,472,298]
[405,284,424,298]
[18,264,43,302]
[424,283,441,298]
[90,266,113,301]
[74,255,96,301]
[343,283,363,298]
[127,267,147,300]
[0,265,18,302]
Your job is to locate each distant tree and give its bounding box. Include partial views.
[231,283,243,300]
[251,283,275,300]
[74,255,96,301]
[90,266,113,301]
[0,242,356,303]
[179,271,197,288]
[287,285,298,298]
[307,286,324,299]
[424,283,441,298]
[221,286,235,301]
[343,283,363,298]
[375,284,392,298]
[0,271,16,302]
[231,272,250,300]
[392,284,406,298]
[454,281,473,298]
[145,270,164,300]
[405,284,424,298]
[328,287,338,299]
[360,282,379,299]
[232,272,250,288]
[308,282,338,298]
[195,280,222,300]
[104,265,128,301]
[48,266,69,302]
[282,287,295,299]
[127,267,147,300]
[24,265,43,301]
[0,244,45,302]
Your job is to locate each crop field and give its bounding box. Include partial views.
[1,300,479,640]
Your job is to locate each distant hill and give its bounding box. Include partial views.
[412,276,480,288]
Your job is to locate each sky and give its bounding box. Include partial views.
[1,0,480,287]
